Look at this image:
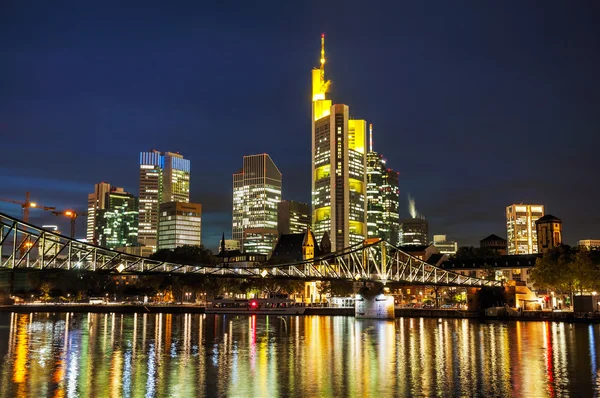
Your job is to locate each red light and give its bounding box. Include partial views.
[250,301,258,308]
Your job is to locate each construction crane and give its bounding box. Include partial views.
[0,191,56,223]
[52,210,87,239]
[0,192,56,256]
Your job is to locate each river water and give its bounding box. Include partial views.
[0,312,598,397]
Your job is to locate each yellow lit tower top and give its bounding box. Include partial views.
[312,34,332,120]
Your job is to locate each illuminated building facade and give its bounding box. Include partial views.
[218,239,240,253]
[366,125,400,245]
[95,188,139,249]
[506,204,545,254]
[138,150,190,252]
[278,200,310,235]
[535,214,562,254]
[432,235,458,256]
[86,182,112,245]
[400,217,429,246]
[163,152,191,203]
[311,35,367,251]
[157,201,202,250]
[232,154,282,255]
[579,240,600,250]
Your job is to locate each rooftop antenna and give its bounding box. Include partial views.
[319,34,331,94]
[369,123,373,152]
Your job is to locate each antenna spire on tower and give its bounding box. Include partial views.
[320,34,326,85]
[369,123,373,152]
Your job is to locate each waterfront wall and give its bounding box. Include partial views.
[1,305,599,323]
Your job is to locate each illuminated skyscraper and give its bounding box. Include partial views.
[366,124,400,245]
[138,150,190,252]
[158,201,202,250]
[95,188,138,249]
[400,217,429,246]
[311,35,367,251]
[163,152,190,203]
[506,204,545,254]
[232,154,282,255]
[278,200,310,235]
[87,182,112,244]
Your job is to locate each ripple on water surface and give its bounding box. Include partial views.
[0,312,598,397]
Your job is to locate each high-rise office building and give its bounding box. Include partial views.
[278,200,310,235]
[138,150,190,252]
[311,35,367,251]
[163,153,190,203]
[87,182,112,244]
[366,125,400,245]
[157,201,202,250]
[400,217,429,246]
[96,188,139,249]
[232,154,282,255]
[506,204,545,254]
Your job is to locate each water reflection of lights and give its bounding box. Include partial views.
[543,321,556,397]
[12,314,30,386]
[1,314,599,396]
[145,343,156,398]
[590,325,598,388]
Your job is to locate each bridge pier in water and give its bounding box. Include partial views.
[354,282,395,319]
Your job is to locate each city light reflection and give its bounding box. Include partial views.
[0,314,598,396]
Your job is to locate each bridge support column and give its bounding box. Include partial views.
[354,282,395,319]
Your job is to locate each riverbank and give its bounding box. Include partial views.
[1,304,598,322]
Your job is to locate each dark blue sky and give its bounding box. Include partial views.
[1,1,599,250]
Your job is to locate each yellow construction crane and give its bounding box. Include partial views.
[52,210,87,239]
[0,192,56,256]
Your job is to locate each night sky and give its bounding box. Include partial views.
[1,1,599,250]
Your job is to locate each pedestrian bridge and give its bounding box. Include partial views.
[0,212,500,287]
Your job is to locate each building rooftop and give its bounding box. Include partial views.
[398,245,430,253]
[535,214,562,224]
[480,234,507,243]
[426,253,445,266]
[268,231,322,264]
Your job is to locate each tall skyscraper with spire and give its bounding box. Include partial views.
[311,34,367,251]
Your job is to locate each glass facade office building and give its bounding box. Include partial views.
[96,188,139,249]
[506,204,545,254]
[158,201,202,250]
[138,150,190,252]
[232,154,282,255]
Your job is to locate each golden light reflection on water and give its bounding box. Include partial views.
[1,314,600,397]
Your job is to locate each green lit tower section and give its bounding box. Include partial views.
[96,188,139,249]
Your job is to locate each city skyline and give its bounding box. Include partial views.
[1,2,599,250]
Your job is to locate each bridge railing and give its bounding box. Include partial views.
[0,211,501,287]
